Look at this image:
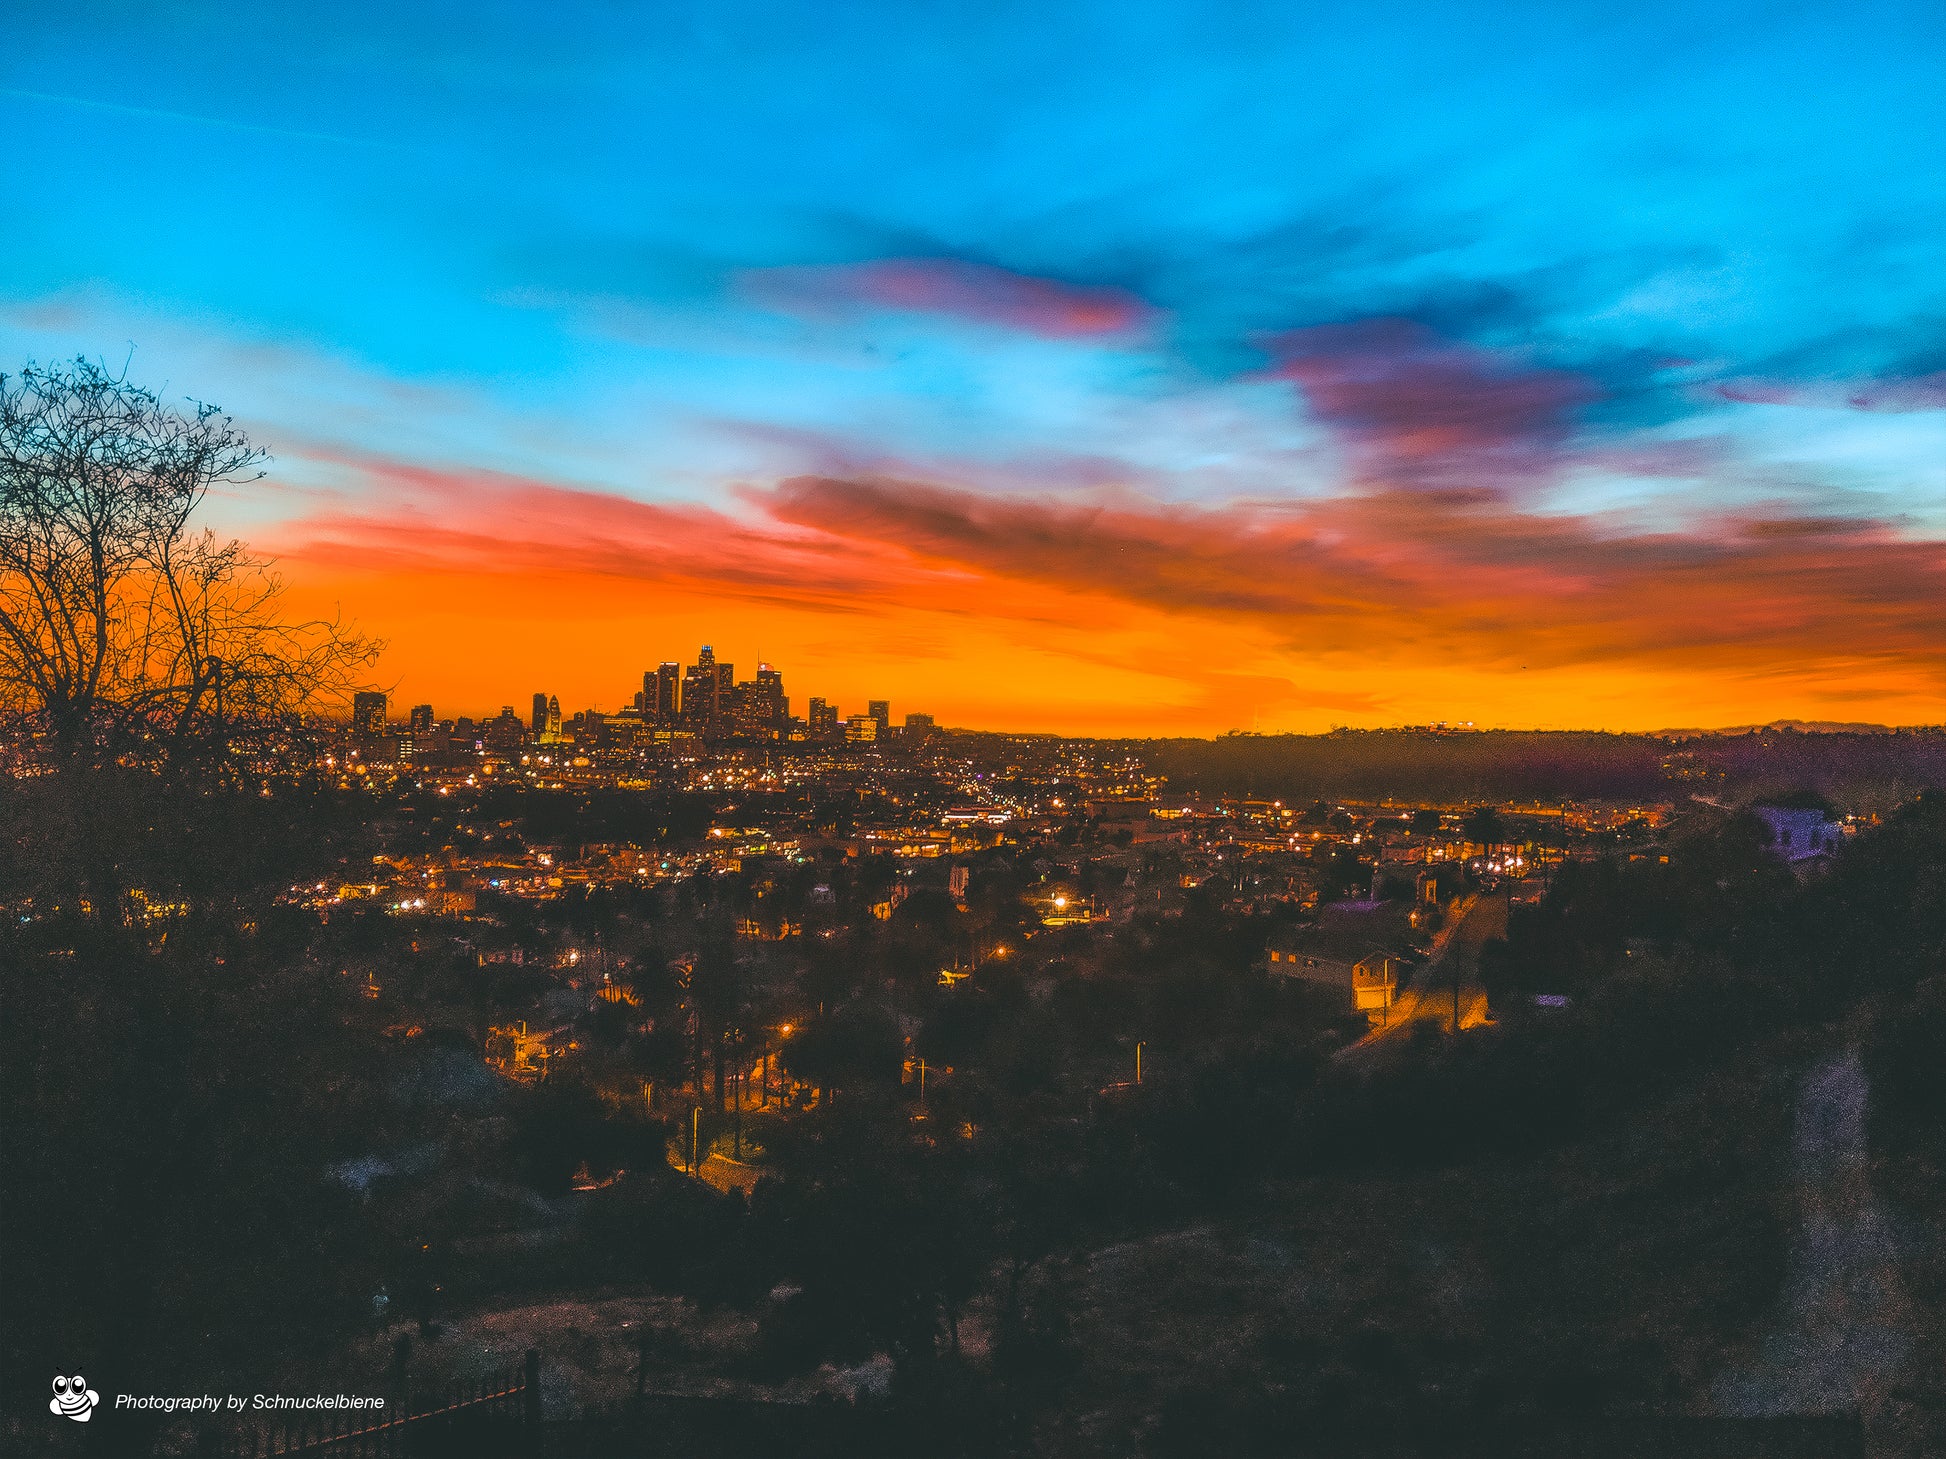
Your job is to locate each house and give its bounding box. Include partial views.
[1266,935,1399,1015]
[1751,803,1843,864]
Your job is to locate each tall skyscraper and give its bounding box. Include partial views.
[642,662,681,722]
[753,664,786,732]
[531,692,549,735]
[545,695,563,742]
[658,662,681,722]
[682,646,718,732]
[808,697,838,738]
[868,699,890,736]
[681,646,735,737]
[409,704,434,736]
[351,691,386,735]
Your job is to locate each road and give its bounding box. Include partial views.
[1355,889,1506,1045]
[1710,1048,1914,1419]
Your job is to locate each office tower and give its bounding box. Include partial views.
[545,695,563,742]
[753,664,786,732]
[728,681,758,738]
[904,712,935,736]
[682,646,721,732]
[808,698,838,739]
[868,699,890,736]
[654,662,681,722]
[531,692,548,735]
[482,706,526,751]
[409,704,434,736]
[351,691,386,735]
[845,714,878,743]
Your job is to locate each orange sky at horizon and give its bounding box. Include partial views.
[269,460,1946,735]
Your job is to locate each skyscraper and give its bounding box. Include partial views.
[682,647,718,732]
[868,699,890,737]
[808,697,838,739]
[351,691,386,736]
[753,663,786,733]
[642,663,681,722]
[531,692,548,735]
[409,704,434,736]
[545,695,563,742]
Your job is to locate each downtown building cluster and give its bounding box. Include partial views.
[346,644,935,764]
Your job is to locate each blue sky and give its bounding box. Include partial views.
[4,1,1944,730]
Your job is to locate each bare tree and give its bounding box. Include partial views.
[0,356,377,760]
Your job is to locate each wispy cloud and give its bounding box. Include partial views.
[747,257,1155,338]
[0,86,409,152]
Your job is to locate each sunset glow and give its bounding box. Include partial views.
[6,2,1942,731]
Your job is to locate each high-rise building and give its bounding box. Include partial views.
[544,695,563,742]
[845,714,878,743]
[482,706,526,750]
[351,691,386,736]
[642,663,681,722]
[410,704,434,736]
[904,712,935,737]
[531,692,549,735]
[808,698,838,739]
[868,699,890,736]
[752,664,786,734]
[682,646,721,733]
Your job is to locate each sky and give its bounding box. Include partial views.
[4,0,1944,733]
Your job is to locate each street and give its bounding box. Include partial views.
[1354,888,1507,1046]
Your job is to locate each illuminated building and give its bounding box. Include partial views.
[483,705,527,751]
[846,714,878,743]
[905,712,935,737]
[809,698,839,739]
[409,703,434,736]
[642,663,681,722]
[351,691,386,735]
[531,692,548,735]
[682,646,733,736]
[868,699,890,737]
[544,695,563,743]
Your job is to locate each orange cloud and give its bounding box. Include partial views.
[266,457,1946,734]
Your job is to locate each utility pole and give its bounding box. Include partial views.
[1135,1041,1144,1086]
[690,1105,700,1174]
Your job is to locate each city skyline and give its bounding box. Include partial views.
[5,2,1944,734]
[350,641,925,745]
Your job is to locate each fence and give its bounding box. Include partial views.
[220,1349,539,1458]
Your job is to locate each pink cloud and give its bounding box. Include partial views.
[1710,372,1946,413]
[1266,318,1598,491]
[750,257,1152,338]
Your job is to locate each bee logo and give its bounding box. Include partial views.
[51,1375,99,1422]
